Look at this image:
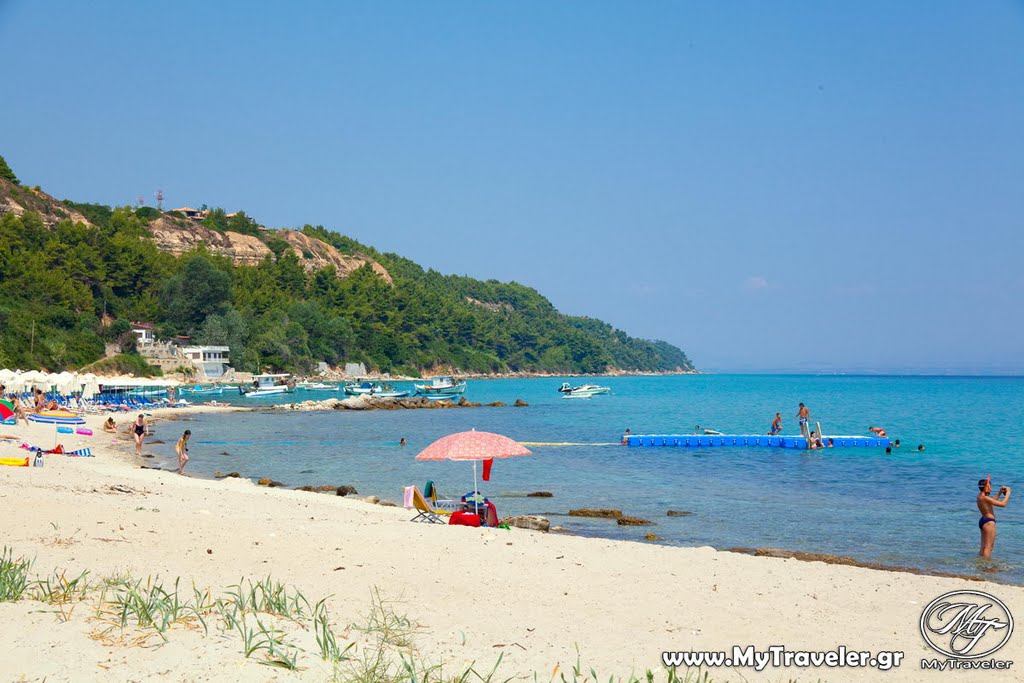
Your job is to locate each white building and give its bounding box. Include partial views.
[131,322,155,345]
[180,346,231,378]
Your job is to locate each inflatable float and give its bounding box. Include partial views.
[27,411,86,425]
[0,456,29,467]
[76,428,93,436]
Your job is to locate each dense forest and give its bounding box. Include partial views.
[0,156,694,376]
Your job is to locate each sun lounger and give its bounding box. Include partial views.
[404,485,452,524]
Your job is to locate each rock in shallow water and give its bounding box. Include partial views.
[527,491,553,497]
[666,510,693,517]
[568,508,622,519]
[617,516,655,526]
[502,515,550,532]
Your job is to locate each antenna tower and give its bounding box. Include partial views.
[137,195,145,207]
[155,189,164,211]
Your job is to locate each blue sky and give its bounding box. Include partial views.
[1,1,1021,373]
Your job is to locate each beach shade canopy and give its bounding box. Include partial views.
[416,430,531,515]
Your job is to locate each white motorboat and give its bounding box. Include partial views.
[239,374,294,397]
[558,382,611,399]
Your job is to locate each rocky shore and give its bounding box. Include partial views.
[270,395,529,411]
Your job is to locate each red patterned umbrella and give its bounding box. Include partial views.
[416,430,531,513]
[416,429,531,462]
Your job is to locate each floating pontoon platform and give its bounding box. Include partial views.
[625,434,889,449]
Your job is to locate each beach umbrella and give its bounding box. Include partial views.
[80,373,99,400]
[53,371,76,396]
[0,399,15,422]
[416,429,531,515]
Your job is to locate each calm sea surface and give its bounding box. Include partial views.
[147,375,1024,584]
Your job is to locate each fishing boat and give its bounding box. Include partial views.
[558,382,611,399]
[413,376,467,397]
[239,374,294,397]
[343,380,409,398]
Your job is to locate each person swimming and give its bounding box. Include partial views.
[868,426,887,438]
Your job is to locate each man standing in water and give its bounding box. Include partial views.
[176,429,191,475]
[796,403,810,438]
[977,478,1011,558]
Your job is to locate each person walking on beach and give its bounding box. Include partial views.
[770,413,782,435]
[132,414,146,456]
[796,403,810,438]
[978,478,1011,557]
[176,429,191,475]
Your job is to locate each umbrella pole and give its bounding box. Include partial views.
[473,460,479,515]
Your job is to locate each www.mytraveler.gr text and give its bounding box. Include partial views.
[662,645,904,672]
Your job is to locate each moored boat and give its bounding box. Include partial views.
[414,376,467,397]
[239,374,294,397]
[343,380,409,398]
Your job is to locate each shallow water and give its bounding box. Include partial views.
[149,375,1024,584]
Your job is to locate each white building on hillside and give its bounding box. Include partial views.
[181,346,231,378]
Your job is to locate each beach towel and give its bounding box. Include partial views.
[21,443,64,454]
[424,480,436,501]
[482,458,493,481]
[67,448,93,457]
[403,485,415,509]
[0,456,29,467]
[484,500,498,527]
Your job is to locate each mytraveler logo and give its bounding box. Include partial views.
[919,590,1013,659]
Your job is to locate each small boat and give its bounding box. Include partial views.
[239,374,294,398]
[187,385,223,395]
[343,380,409,398]
[558,382,611,399]
[296,381,335,391]
[414,376,467,397]
[421,394,458,402]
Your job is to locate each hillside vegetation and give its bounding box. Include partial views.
[0,155,693,375]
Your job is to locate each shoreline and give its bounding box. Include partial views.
[143,407,1006,587]
[2,406,1022,681]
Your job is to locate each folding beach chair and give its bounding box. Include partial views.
[404,486,452,524]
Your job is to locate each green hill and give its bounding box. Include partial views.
[0,155,694,375]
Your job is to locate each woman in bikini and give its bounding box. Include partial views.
[977,478,1012,558]
[132,414,146,456]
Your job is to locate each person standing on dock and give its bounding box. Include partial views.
[977,478,1011,558]
[770,413,782,435]
[796,403,810,438]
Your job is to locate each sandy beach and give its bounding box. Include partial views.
[1,407,1021,682]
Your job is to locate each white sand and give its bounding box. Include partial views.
[0,407,1020,682]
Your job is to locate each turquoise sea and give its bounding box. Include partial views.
[148,375,1024,584]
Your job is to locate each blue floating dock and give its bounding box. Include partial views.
[625,434,890,449]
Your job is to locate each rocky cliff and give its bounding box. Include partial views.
[0,178,92,227]
[0,174,391,283]
[147,218,391,282]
